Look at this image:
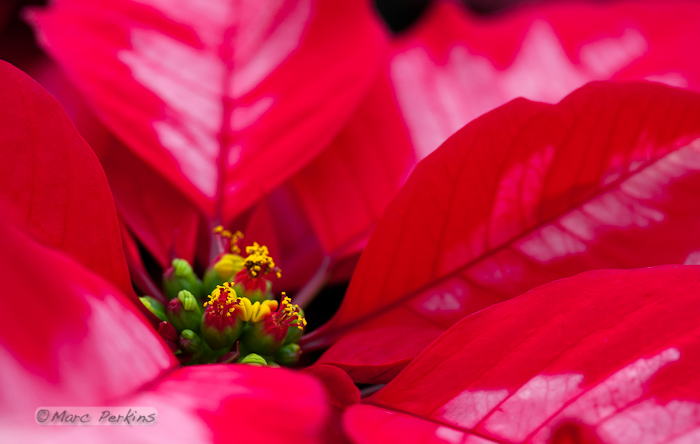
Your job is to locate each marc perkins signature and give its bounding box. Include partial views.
[35,407,157,425]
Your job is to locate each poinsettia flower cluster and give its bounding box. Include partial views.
[3,0,700,443]
[147,230,307,367]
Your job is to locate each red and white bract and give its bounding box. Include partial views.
[289,0,700,258]
[305,81,700,383]
[344,266,700,444]
[30,0,388,221]
[0,215,175,424]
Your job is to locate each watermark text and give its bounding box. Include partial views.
[35,407,157,425]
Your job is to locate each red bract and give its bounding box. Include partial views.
[0,62,331,443]
[344,266,700,444]
[289,0,700,259]
[289,73,415,257]
[100,140,202,266]
[306,81,700,382]
[303,364,361,443]
[29,0,388,223]
[0,60,133,299]
[29,58,203,266]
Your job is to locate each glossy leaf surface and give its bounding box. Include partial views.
[290,0,700,259]
[344,266,700,444]
[306,81,700,382]
[31,0,388,221]
[0,61,133,296]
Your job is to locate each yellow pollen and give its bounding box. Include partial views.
[230,231,244,254]
[203,282,240,317]
[213,227,245,255]
[243,242,280,278]
[279,293,306,330]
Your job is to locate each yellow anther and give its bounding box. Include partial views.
[277,292,307,331]
[243,242,280,278]
[203,283,240,317]
[213,225,224,234]
[230,231,244,254]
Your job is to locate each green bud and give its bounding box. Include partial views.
[178,329,202,354]
[202,267,227,297]
[284,307,305,345]
[233,280,273,304]
[240,318,286,355]
[167,290,203,333]
[200,310,243,350]
[163,258,202,300]
[238,353,267,366]
[140,296,167,322]
[274,343,301,366]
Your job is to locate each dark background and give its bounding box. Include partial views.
[0,0,615,66]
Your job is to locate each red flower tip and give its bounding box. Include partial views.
[157,321,178,353]
[200,283,244,350]
[202,282,241,319]
[231,242,281,302]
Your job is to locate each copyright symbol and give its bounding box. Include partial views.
[36,409,50,423]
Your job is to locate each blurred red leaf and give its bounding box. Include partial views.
[0,211,176,424]
[548,421,605,444]
[344,266,700,444]
[29,58,202,267]
[289,0,700,260]
[30,0,388,222]
[100,139,201,266]
[303,364,361,410]
[305,81,700,382]
[0,61,133,297]
[289,72,415,256]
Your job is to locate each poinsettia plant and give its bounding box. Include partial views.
[3,0,700,442]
